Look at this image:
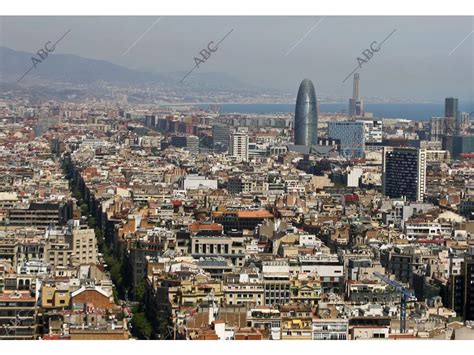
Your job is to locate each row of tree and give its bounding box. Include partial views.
[61,156,155,339]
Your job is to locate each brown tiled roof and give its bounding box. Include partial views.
[189,222,223,232]
[237,210,274,219]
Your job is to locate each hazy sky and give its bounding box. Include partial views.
[1,16,473,102]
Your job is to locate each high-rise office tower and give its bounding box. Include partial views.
[450,135,474,159]
[327,121,365,158]
[229,128,249,161]
[382,147,427,202]
[212,123,230,151]
[445,97,459,134]
[145,114,157,128]
[294,79,318,146]
[349,74,364,117]
[185,135,199,154]
[445,97,459,119]
[170,135,199,153]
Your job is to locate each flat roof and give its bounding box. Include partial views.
[0,290,35,302]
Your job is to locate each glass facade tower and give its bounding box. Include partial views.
[294,79,318,146]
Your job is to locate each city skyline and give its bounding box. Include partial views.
[1,2,474,350]
[0,16,473,102]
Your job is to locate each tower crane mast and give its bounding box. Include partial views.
[373,272,416,334]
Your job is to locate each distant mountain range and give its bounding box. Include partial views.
[0,46,283,97]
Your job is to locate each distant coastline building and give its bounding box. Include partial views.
[430,117,455,141]
[382,147,427,202]
[430,97,470,141]
[349,74,364,117]
[445,97,459,133]
[294,79,318,146]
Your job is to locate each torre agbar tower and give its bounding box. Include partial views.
[294,79,318,146]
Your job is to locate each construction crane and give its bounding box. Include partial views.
[373,272,416,334]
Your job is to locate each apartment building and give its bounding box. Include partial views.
[72,227,98,266]
[280,305,313,340]
[0,290,37,340]
[262,260,291,305]
[246,307,281,340]
[312,318,349,340]
[191,234,245,267]
[7,202,72,229]
[224,283,264,306]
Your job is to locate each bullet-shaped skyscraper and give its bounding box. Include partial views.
[294,79,318,146]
